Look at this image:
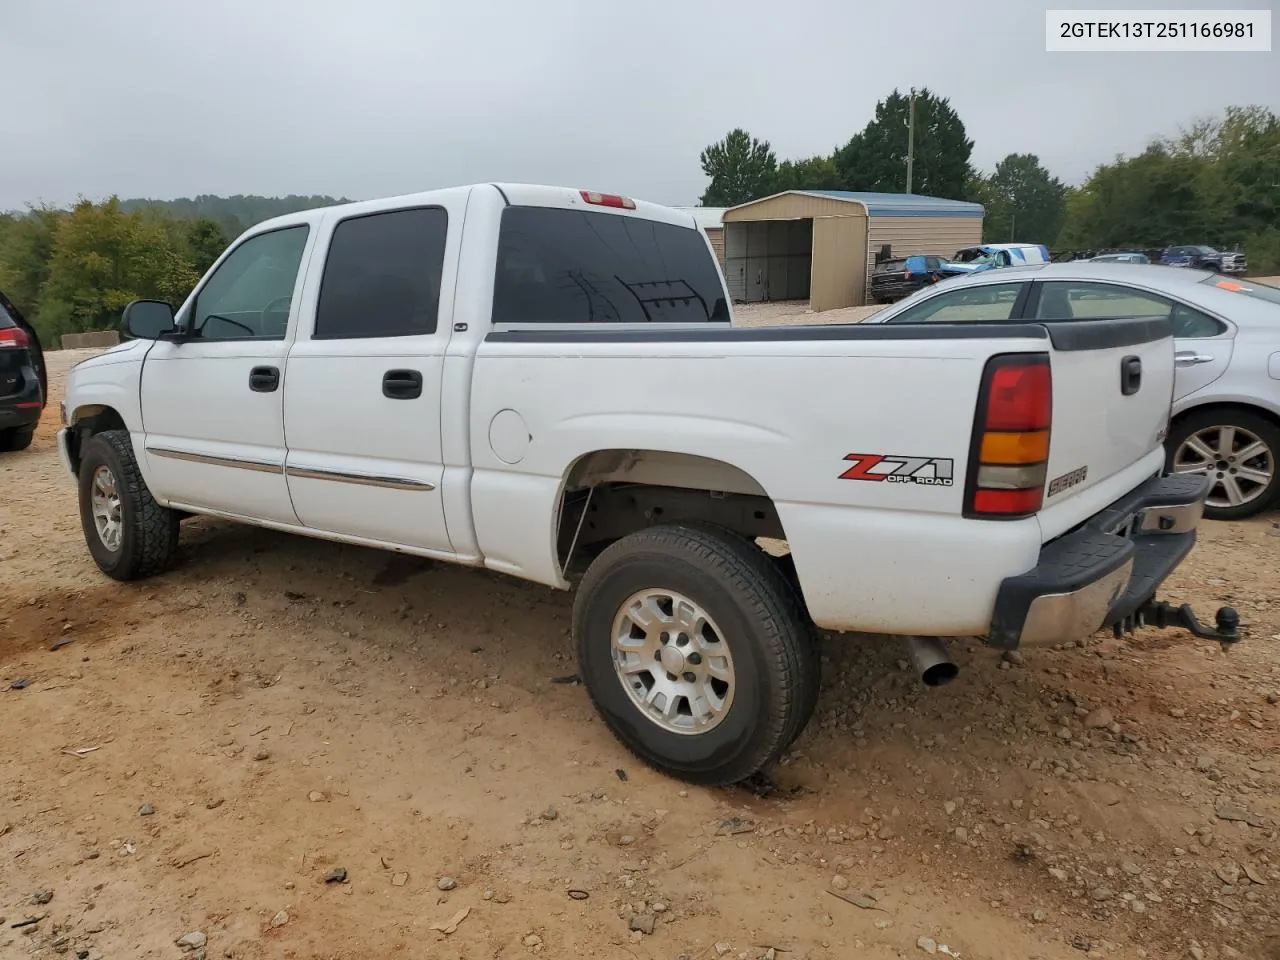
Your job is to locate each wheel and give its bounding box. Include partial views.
[0,425,35,452]
[573,522,820,786]
[78,429,181,580]
[1166,408,1280,520]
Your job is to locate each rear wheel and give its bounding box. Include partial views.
[78,429,181,580]
[573,523,820,786]
[0,425,35,452]
[1167,408,1280,520]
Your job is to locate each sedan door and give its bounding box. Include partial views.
[1024,280,1233,402]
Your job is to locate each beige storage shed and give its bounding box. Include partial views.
[721,191,984,311]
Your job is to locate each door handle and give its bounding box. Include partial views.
[249,366,280,392]
[1175,351,1215,367]
[382,369,423,400]
[1120,355,1142,396]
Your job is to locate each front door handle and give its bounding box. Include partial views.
[249,366,280,392]
[383,369,423,400]
[1175,351,1215,367]
[1120,355,1142,396]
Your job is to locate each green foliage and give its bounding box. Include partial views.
[974,153,1068,245]
[699,129,778,206]
[697,88,974,206]
[0,193,336,347]
[1060,105,1280,270]
[118,194,345,242]
[834,88,975,199]
[772,155,844,193]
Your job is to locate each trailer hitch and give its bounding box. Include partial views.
[1114,601,1241,647]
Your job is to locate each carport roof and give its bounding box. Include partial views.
[726,190,984,219]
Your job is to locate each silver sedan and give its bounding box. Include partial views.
[865,262,1280,520]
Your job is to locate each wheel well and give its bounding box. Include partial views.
[1172,401,1280,435]
[66,405,128,475]
[555,450,786,575]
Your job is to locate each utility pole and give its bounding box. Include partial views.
[905,88,916,194]
[1010,211,1016,241]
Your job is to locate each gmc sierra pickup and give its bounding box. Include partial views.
[57,183,1237,785]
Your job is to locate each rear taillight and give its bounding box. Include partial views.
[965,353,1052,519]
[579,190,636,210]
[0,326,30,349]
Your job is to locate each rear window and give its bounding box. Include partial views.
[875,259,907,273]
[492,207,729,325]
[1202,276,1280,307]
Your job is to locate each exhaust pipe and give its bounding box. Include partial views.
[905,636,959,687]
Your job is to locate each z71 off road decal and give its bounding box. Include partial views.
[840,453,955,486]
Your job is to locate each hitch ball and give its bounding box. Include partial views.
[1215,606,1240,637]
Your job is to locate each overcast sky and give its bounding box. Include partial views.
[2,0,1276,211]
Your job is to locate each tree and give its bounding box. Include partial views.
[0,206,61,321]
[833,88,974,198]
[977,153,1068,245]
[772,154,844,193]
[37,197,200,338]
[182,218,230,276]
[699,129,778,206]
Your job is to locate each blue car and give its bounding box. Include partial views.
[939,243,1051,276]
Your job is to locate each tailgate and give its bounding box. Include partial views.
[1040,317,1174,512]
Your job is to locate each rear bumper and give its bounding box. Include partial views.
[0,374,44,431]
[986,473,1209,649]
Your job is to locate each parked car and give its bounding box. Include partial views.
[1089,252,1151,264]
[941,243,1051,276]
[1161,245,1248,275]
[866,263,1280,520]
[869,254,947,303]
[0,288,46,452]
[58,183,1226,785]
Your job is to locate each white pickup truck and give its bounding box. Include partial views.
[58,183,1237,785]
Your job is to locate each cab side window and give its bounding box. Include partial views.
[314,207,448,340]
[191,226,310,341]
[885,282,1026,323]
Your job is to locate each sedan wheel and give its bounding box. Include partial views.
[1168,410,1280,520]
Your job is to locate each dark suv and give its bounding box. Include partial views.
[1160,245,1248,275]
[0,290,47,451]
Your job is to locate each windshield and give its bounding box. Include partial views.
[1193,245,1218,255]
[1202,276,1280,307]
[952,248,987,263]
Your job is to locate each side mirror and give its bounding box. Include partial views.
[122,299,177,340]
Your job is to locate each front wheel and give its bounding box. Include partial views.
[1166,408,1280,520]
[78,429,181,580]
[573,523,820,786]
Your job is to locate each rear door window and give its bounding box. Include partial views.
[492,207,729,325]
[1033,282,1172,321]
[315,207,448,340]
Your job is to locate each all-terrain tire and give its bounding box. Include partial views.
[0,425,35,452]
[78,429,180,580]
[1165,407,1280,521]
[770,550,822,750]
[573,522,821,786]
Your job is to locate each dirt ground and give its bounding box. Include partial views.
[3,348,1279,960]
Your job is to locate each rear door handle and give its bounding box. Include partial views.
[1120,355,1142,396]
[382,369,423,400]
[249,366,280,392]
[1175,351,1215,367]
